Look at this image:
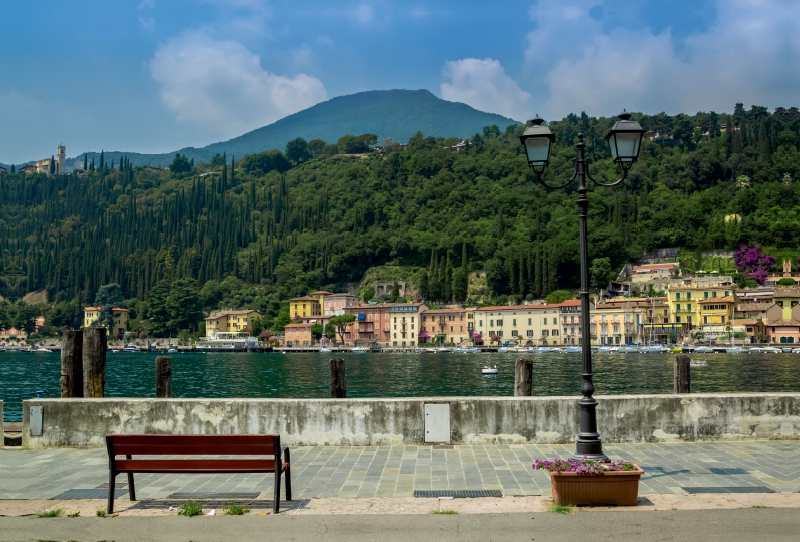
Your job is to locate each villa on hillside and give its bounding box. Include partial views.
[204,309,261,339]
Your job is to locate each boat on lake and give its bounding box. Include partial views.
[437,347,452,353]
[122,344,139,352]
[496,347,509,353]
[565,347,582,353]
[320,346,332,353]
[482,366,498,374]
[351,346,369,353]
[33,347,53,353]
[597,346,618,353]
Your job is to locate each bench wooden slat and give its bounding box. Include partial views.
[116,459,284,472]
[111,444,277,456]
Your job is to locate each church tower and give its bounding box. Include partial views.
[56,144,66,174]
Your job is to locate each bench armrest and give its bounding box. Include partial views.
[282,446,290,464]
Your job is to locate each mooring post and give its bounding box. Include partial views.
[514,358,533,397]
[155,356,172,398]
[330,359,346,398]
[60,330,84,398]
[674,354,691,394]
[83,327,107,398]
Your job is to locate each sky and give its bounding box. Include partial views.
[1,0,799,164]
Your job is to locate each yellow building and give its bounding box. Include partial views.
[204,309,262,339]
[83,307,129,337]
[771,287,800,319]
[289,296,322,319]
[667,283,735,329]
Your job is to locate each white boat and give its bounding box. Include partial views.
[320,346,332,353]
[437,347,452,353]
[109,349,120,353]
[724,347,744,354]
[496,347,509,353]
[792,348,800,354]
[782,347,794,353]
[122,344,139,352]
[749,346,781,354]
[617,346,638,353]
[597,346,618,353]
[466,348,480,353]
[482,366,498,374]
[565,347,582,353]
[693,346,714,354]
[34,347,53,353]
[533,347,552,353]
[690,359,708,366]
[453,347,468,353]
[351,346,369,353]
[167,347,178,353]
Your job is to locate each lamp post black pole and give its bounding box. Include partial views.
[572,133,608,462]
[519,112,643,463]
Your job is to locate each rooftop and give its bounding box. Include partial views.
[774,287,800,298]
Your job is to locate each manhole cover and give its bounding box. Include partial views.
[682,486,775,494]
[413,490,502,498]
[51,489,128,500]
[167,492,261,499]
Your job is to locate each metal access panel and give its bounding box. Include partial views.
[30,406,43,436]
[424,403,450,443]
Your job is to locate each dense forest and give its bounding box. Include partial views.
[1,103,799,335]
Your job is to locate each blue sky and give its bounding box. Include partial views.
[1,0,798,163]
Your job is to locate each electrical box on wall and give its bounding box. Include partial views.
[424,403,450,443]
[30,406,43,436]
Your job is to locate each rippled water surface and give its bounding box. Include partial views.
[2,350,800,421]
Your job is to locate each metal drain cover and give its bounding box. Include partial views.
[414,490,502,498]
[682,486,775,494]
[167,492,261,499]
[51,489,128,500]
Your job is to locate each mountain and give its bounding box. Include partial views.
[66,90,520,169]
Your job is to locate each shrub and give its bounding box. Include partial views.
[35,508,64,518]
[177,500,204,517]
[223,503,251,515]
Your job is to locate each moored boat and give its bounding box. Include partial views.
[482,365,498,374]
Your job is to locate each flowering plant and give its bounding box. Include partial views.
[533,458,636,475]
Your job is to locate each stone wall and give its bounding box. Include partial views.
[21,393,800,449]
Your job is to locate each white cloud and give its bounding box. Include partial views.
[138,0,155,9]
[149,30,327,138]
[351,4,374,23]
[138,16,155,32]
[440,58,533,121]
[317,35,335,48]
[525,0,800,118]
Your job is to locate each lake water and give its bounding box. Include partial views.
[2,350,800,422]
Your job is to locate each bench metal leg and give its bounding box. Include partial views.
[273,469,282,514]
[107,470,116,514]
[285,466,291,501]
[126,456,136,500]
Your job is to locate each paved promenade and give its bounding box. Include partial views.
[1,441,798,501]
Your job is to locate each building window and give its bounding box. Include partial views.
[527,330,534,337]
[676,304,681,311]
[497,319,503,326]
[511,330,518,337]
[479,320,483,327]
[687,316,692,324]
[512,319,516,326]
[675,293,680,300]
[490,320,494,327]
[704,292,708,299]
[687,293,692,300]
[528,318,531,325]
[543,318,548,325]
[676,316,681,323]
[687,304,692,312]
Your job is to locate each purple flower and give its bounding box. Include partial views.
[532,457,635,475]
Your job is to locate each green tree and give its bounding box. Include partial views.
[285,138,311,164]
[250,315,264,336]
[328,314,356,343]
[308,139,326,155]
[545,290,572,304]
[361,286,374,303]
[311,321,323,340]
[169,153,192,176]
[390,280,400,303]
[165,278,203,333]
[589,257,613,291]
[272,311,292,333]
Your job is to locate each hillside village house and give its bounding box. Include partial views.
[343,302,428,347]
[284,322,313,346]
[204,309,261,339]
[592,298,645,345]
[474,303,567,346]
[420,308,474,345]
[289,296,321,319]
[322,292,358,315]
[0,316,45,341]
[83,307,129,337]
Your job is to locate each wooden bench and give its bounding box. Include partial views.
[105,434,291,514]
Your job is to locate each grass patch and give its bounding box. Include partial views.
[34,509,64,518]
[177,500,204,517]
[751,505,773,509]
[96,509,107,517]
[430,509,458,515]
[67,511,80,518]
[547,503,575,515]
[223,503,251,515]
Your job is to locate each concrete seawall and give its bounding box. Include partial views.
[19,393,800,449]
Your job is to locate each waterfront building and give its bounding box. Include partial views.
[283,322,313,346]
[344,302,428,347]
[83,307,129,337]
[666,281,735,329]
[697,297,736,339]
[289,296,321,319]
[321,292,358,315]
[771,287,800,319]
[474,303,564,346]
[419,308,474,345]
[204,309,261,339]
[591,298,646,345]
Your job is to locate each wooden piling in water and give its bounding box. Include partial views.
[674,354,691,394]
[514,358,533,397]
[60,330,84,398]
[155,356,172,398]
[82,327,107,398]
[330,359,346,398]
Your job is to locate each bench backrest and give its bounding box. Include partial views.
[106,434,280,457]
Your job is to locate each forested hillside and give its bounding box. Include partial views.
[1,103,799,333]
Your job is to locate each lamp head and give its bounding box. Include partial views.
[519,116,555,173]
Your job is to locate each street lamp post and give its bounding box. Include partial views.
[519,111,645,461]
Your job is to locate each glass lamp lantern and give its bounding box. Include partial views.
[519,116,555,173]
[605,110,646,169]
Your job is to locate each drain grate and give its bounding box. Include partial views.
[51,488,128,500]
[682,486,775,494]
[167,492,261,499]
[414,490,502,498]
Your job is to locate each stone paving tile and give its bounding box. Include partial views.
[2,441,800,500]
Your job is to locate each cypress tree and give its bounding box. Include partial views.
[84,153,88,171]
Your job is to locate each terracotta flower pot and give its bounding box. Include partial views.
[548,465,644,506]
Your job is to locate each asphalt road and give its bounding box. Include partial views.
[1,508,798,542]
